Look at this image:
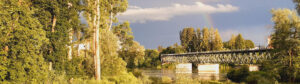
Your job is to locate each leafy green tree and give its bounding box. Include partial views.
[119,41,145,68]
[228,34,236,49]
[112,21,134,45]
[235,34,246,49]
[180,27,195,52]
[245,40,255,49]
[143,49,160,68]
[31,0,89,79]
[113,22,145,68]
[294,0,300,13]
[270,9,300,82]
[157,45,164,53]
[0,0,49,82]
[202,27,210,51]
[160,43,186,54]
[227,66,250,83]
[208,28,215,50]
[212,29,223,51]
[193,28,203,52]
[99,28,140,83]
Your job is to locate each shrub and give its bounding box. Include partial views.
[227,65,249,83]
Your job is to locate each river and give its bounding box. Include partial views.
[140,68,228,81]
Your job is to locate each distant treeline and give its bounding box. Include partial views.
[159,27,255,55]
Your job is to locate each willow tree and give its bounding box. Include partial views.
[0,0,49,82]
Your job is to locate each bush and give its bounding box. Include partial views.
[227,65,249,83]
[162,76,172,84]
[162,63,176,70]
[245,71,276,84]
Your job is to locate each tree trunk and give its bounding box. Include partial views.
[108,5,113,31]
[52,15,57,32]
[68,29,73,60]
[288,49,292,67]
[94,0,101,80]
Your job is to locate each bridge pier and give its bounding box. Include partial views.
[249,64,259,71]
[176,63,192,73]
[197,64,219,74]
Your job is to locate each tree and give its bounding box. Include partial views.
[143,49,160,68]
[160,43,186,54]
[0,0,49,82]
[194,28,202,52]
[106,0,128,30]
[270,9,300,82]
[119,41,145,68]
[294,0,300,14]
[235,34,246,49]
[157,45,164,53]
[245,40,255,49]
[31,0,84,76]
[99,28,127,76]
[208,28,215,50]
[228,34,236,49]
[212,29,223,51]
[113,22,145,68]
[83,0,103,80]
[202,27,210,51]
[112,21,134,45]
[180,27,195,52]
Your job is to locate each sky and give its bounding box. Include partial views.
[117,0,295,49]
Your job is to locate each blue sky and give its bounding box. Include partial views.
[117,0,295,49]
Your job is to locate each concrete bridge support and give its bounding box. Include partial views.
[176,63,192,73]
[249,65,259,71]
[197,64,219,74]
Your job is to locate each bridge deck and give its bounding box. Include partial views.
[161,49,271,57]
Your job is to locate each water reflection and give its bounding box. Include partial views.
[141,69,226,81]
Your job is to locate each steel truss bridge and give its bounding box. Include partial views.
[161,49,272,64]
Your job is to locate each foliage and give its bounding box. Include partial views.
[224,34,254,50]
[245,71,277,84]
[227,65,249,83]
[269,9,300,82]
[179,27,224,52]
[99,28,127,76]
[212,29,223,51]
[161,63,176,70]
[245,40,255,49]
[142,49,161,68]
[113,22,145,68]
[0,0,50,83]
[235,34,246,49]
[180,27,195,52]
[160,43,186,54]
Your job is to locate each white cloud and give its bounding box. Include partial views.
[117,2,239,23]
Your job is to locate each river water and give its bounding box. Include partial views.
[141,69,228,81]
